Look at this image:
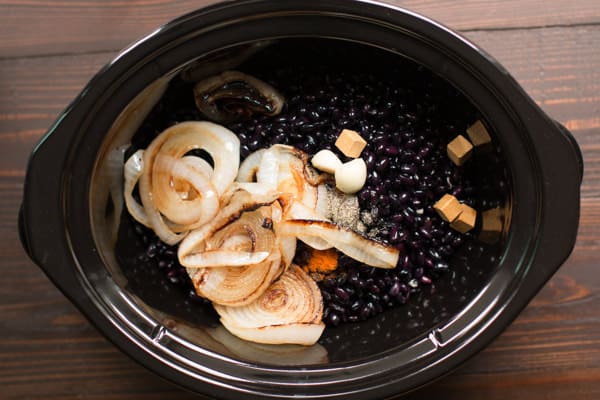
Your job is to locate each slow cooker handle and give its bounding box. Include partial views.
[18,205,31,258]
[522,115,583,291]
[554,121,584,184]
[19,113,91,306]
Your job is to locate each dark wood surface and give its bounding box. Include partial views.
[1,1,599,399]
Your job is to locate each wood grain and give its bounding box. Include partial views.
[1,1,599,399]
[0,0,599,58]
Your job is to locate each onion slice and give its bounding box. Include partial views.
[256,147,280,190]
[124,149,150,227]
[314,183,330,219]
[137,121,240,244]
[217,323,325,347]
[271,201,296,269]
[237,148,266,182]
[152,153,219,226]
[193,71,284,123]
[178,189,281,262]
[215,265,324,345]
[188,250,283,307]
[184,205,284,306]
[146,121,239,196]
[181,155,213,178]
[296,235,333,251]
[183,250,270,268]
[207,325,329,365]
[180,203,277,266]
[281,220,400,269]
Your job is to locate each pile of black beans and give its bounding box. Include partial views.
[125,41,485,328]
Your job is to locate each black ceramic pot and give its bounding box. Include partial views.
[19,1,582,399]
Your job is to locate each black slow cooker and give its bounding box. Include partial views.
[19,1,582,399]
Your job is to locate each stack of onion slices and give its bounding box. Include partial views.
[214,265,324,346]
[124,121,400,345]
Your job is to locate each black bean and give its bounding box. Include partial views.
[350,299,364,313]
[322,277,336,289]
[355,279,367,289]
[434,261,449,272]
[376,157,390,172]
[325,301,342,314]
[334,287,350,302]
[327,312,342,327]
[385,145,399,155]
[367,282,381,295]
[400,164,416,174]
[389,282,402,297]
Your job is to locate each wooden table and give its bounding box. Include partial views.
[1,1,598,399]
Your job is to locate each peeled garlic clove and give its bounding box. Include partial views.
[311,149,342,174]
[335,158,367,194]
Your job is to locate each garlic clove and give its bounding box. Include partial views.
[335,158,367,194]
[311,149,342,174]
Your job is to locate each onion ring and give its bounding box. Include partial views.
[281,219,400,269]
[138,121,240,244]
[215,265,324,345]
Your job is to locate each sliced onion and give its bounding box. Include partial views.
[138,121,240,244]
[285,200,329,221]
[152,153,219,226]
[283,200,332,249]
[238,145,329,217]
[230,182,277,196]
[145,121,239,196]
[300,180,318,211]
[183,205,284,306]
[281,220,400,269]
[207,325,329,365]
[315,184,330,219]
[256,147,279,190]
[183,250,270,268]
[180,203,276,266]
[278,235,297,269]
[181,155,213,178]
[124,149,150,227]
[237,148,265,182]
[164,156,214,232]
[188,250,283,307]
[216,265,322,326]
[215,265,324,345]
[272,145,328,213]
[207,206,276,253]
[272,145,307,201]
[193,71,284,123]
[296,235,333,251]
[271,201,296,269]
[178,189,281,261]
[217,322,325,346]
